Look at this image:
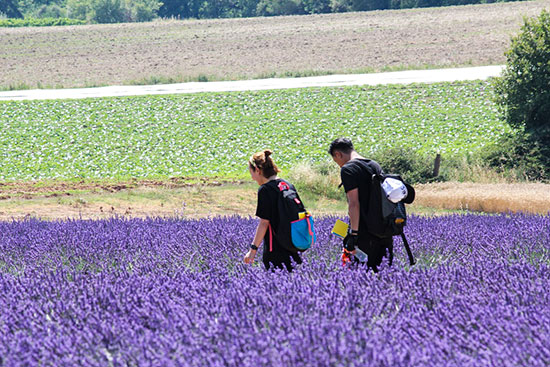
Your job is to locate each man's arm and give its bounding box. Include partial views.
[346,188,360,232]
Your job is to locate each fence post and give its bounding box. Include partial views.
[433,153,441,178]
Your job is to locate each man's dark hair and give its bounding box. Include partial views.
[328,138,354,156]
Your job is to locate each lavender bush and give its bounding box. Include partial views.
[0,214,549,366]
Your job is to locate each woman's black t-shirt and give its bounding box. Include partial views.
[255,179,302,271]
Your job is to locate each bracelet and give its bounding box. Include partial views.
[350,229,359,235]
[250,244,259,251]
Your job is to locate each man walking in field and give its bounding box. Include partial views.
[329,137,392,272]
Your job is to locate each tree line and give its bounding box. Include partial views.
[2,0,523,24]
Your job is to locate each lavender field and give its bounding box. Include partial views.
[0,214,549,366]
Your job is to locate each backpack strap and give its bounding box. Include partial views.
[268,222,273,252]
[401,233,416,266]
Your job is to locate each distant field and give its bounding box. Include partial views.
[1,1,550,89]
[0,81,504,181]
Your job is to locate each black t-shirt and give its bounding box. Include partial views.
[255,179,302,270]
[340,158,382,239]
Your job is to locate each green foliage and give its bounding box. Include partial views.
[329,0,355,12]
[302,0,331,13]
[0,0,23,18]
[66,0,162,23]
[478,131,547,181]
[126,0,161,22]
[256,0,305,16]
[494,10,550,178]
[288,160,342,200]
[36,4,66,18]
[0,17,86,26]
[3,0,529,22]
[0,81,505,181]
[89,0,125,23]
[66,0,89,19]
[371,147,434,183]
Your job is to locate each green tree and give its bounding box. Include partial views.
[0,0,24,18]
[494,10,550,179]
[256,0,305,16]
[199,0,241,18]
[66,0,90,19]
[36,4,66,17]
[66,0,161,22]
[90,0,125,22]
[125,0,162,21]
[329,0,352,12]
[236,0,258,17]
[302,0,330,13]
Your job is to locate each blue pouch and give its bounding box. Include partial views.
[290,214,316,250]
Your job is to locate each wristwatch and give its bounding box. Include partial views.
[350,229,359,235]
[250,244,259,251]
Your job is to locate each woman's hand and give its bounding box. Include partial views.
[244,249,257,264]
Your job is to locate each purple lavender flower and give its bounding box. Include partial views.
[0,214,548,366]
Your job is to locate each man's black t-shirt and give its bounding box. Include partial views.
[256,179,302,271]
[340,158,382,240]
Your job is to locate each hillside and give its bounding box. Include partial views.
[1,0,550,89]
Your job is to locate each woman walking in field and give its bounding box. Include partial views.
[243,150,303,271]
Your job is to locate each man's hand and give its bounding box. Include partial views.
[244,249,256,264]
[343,233,358,252]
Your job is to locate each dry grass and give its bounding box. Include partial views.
[414,182,550,214]
[1,181,549,221]
[2,1,550,89]
[0,182,348,221]
[0,183,256,221]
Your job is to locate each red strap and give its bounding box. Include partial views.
[269,223,273,252]
[306,216,314,247]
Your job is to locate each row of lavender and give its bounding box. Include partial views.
[0,214,549,366]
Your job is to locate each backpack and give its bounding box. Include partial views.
[361,161,416,266]
[267,179,316,253]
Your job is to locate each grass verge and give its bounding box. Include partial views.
[1,180,549,221]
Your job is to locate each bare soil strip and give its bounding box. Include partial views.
[2,1,550,89]
[1,181,549,220]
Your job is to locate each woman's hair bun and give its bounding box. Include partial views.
[264,149,272,158]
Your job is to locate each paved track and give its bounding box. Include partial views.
[0,65,504,101]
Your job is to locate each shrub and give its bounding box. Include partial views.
[126,0,162,22]
[494,10,550,179]
[288,160,343,201]
[478,131,547,181]
[36,4,66,18]
[371,147,434,184]
[66,0,161,23]
[0,17,86,27]
[90,0,125,23]
[256,0,305,16]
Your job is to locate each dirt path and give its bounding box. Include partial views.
[1,180,549,220]
[1,1,549,90]
[0,65,503,100]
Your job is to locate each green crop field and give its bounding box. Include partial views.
[0,81,506,181]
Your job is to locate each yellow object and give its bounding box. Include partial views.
[331,219,349,239]
[298,211,311,220]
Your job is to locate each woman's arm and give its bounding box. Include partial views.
[244,218,270,264]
